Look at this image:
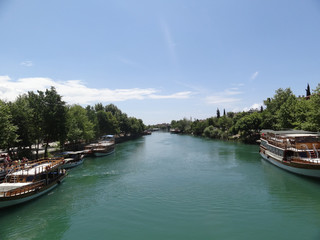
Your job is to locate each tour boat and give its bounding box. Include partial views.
[60,151,85,169]
[85,135,115,157]
[259,130,320,178]
[0,154,9,180]
[170,128,181,134]
[0,168,6,181]
[0,158,67,208]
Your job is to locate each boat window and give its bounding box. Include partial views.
[299,152,308,158]
[26,176,34,181]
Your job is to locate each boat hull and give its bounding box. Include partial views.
[62,158,84,169]
[93,148,115,157]
[260,152,320,178]
[0,174,67,209]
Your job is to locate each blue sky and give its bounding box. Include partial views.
[0,0,320,124]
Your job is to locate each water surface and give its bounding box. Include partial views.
[1,132,320,239]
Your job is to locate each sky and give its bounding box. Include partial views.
[0,0,320,125]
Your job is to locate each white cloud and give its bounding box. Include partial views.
[20,61,33,67]
[251,71,259,80]
[0,76,193,104]
[243,103,262,112]
[205,88,242,105]
[150,91,193,99]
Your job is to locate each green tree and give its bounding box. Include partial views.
[0,100,18,153]
[128,117,144,135]
[40,87,67,156]
[191,120,208,136]
[27,91,45,159]
[304,84,320,131]
[9,94,34,158]
[203,126,220,139]
[66,105,94,144]
[96,111,120,136]
[264,88,294,114]
[306,83,311,97]
[234,112,262,143]
[276,95,297,129]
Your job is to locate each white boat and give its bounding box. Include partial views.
[259,130,320,178]
[60,151,85,169]
[0,158,67,208]
[85,135,115,157]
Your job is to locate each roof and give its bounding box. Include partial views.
[261,129,320,137]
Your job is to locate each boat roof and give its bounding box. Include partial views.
[8,162,56,176]
[61,151,84,155]
[102,135,114,138]
[0,182,31,187]
[261,129,320,137]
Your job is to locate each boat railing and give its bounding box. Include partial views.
[313,144,319,158]
[288,156,320,164]
[4,158,64,181]
[1,180,46,198]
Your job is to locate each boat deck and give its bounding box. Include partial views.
[0,182,32,193]
[8,162,59,176]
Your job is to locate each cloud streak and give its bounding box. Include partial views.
[20,61,33,67]
[251,71,259,80]
[0,76,193,104]
[205,88,242,105]
[160,19,177,65]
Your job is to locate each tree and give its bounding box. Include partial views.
[234,112,262,143]
[260,106,263,112]
[66,105,94,144]
[276,95,297,129]
[217,108,220,118]
[203,125,219,138]
[0,100,18,153]
[264,88,294,114]
[191,120,208,136]
[128,117,144,135]
[27,91,45,159]
[263,88,295,129]
[9,94,34,158]
[96,111,120,136]
[118,113,130,135]
[304,84,320,131]
[306,83,311,97]
[40,87,67,156]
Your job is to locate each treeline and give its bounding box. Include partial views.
[171,84,320,143]
[0,87,145,159]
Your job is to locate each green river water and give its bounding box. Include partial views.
[1,132,320,240]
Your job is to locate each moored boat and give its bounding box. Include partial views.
[60,151,85,169]
[0,158,67,208]
[170,128,181,134]
[259,130,320,178]
[85,135,115,157]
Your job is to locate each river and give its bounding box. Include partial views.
[1,132,320,239]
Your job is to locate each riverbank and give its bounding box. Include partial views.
[64,134,146,151]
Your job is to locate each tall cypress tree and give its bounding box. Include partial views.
[306,83,311,97]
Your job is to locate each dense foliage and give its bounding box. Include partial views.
[170,84,320,143]
[0,87,145,158]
